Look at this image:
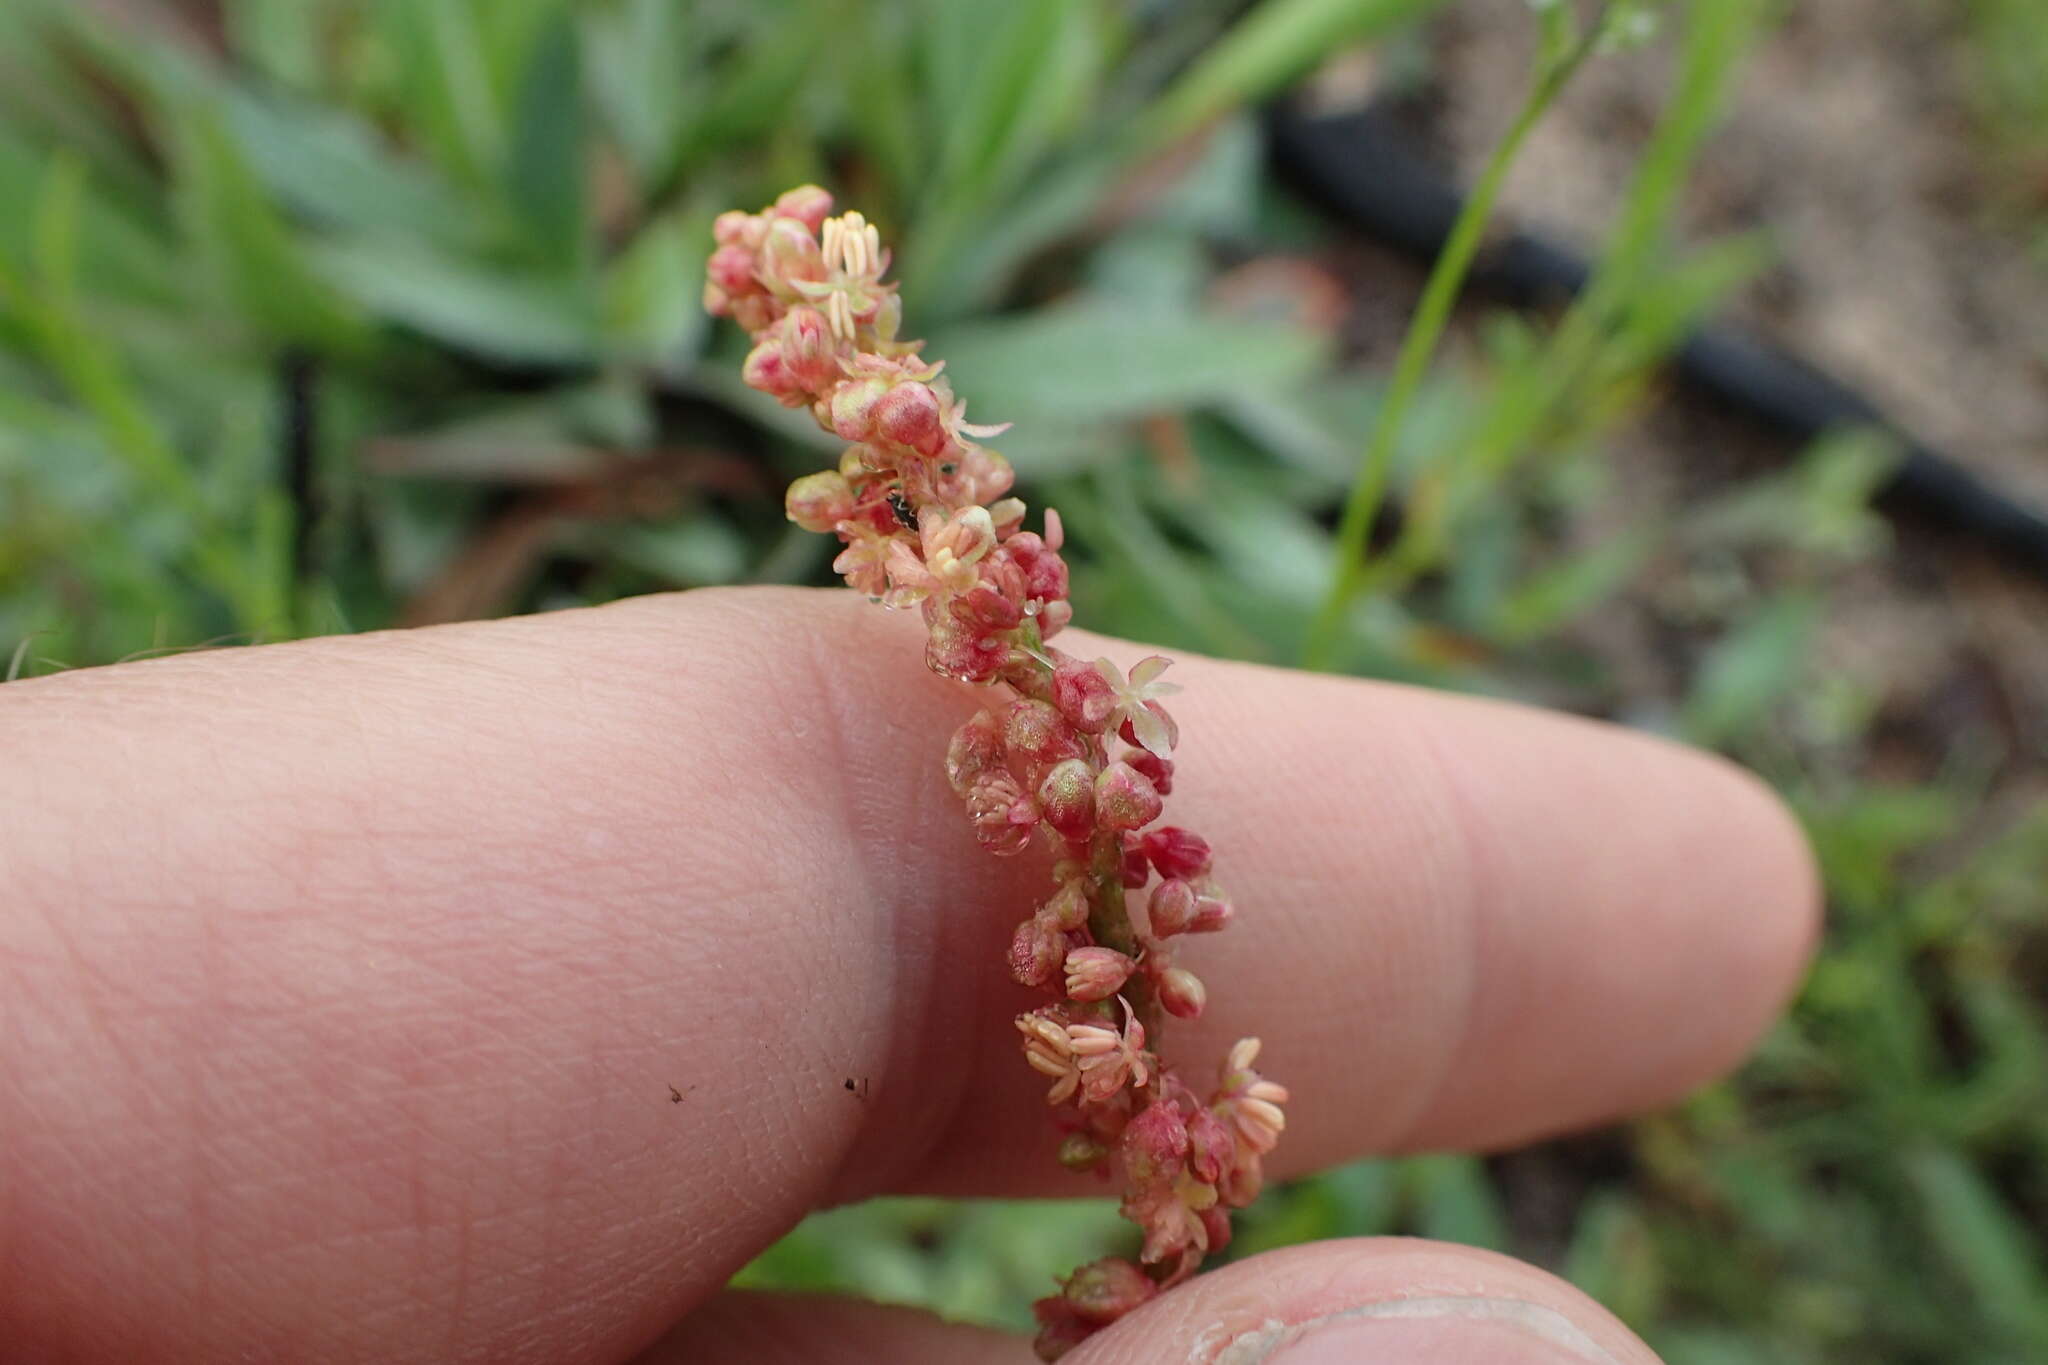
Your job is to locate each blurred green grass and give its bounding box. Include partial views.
[2,2,2045,1361]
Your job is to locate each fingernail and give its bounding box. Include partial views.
[1226,1296,1628,1365]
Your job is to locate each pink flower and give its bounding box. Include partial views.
[830,528,894,597]
[792,210,893,340]
[1063,947,1135,1002]
[1017,1008,1083,1105]
[965,771,1036,856]
[1070,1000,1149,1103]
[1215,1037,1289,1156]
[1094,656,1181,758]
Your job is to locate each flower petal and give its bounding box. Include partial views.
[1131,704,1175,759]
[1128,656,1173,689]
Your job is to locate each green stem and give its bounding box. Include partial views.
[1085,828,1158,1034]
[1300,16,1608,672]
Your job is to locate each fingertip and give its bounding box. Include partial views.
[1069,1240,1662,1365]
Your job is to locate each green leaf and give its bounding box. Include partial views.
[602,210,710,369]
[1491,529,1655,645]
[169,100,368,353]
[220,91,478,250]
[1129,0,1448,157]
[1679,591,1821,747]
[504,13,587,271]
[929,304,1329,430]
[1402,1154,1509,1251]
[221,0,327,92]
[313,238,597,365]
[372,0,504,187]
[582,0,694,185]
[1902,1145,2048,1352]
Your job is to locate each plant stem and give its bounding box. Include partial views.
[1300,14,1609,672]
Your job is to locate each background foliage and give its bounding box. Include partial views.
[3,2,2044,1362]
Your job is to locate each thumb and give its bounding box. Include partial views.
[1067,1239,1663,1365]
[640,1239,1664,1364]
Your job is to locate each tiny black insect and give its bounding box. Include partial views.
[886,491,917,531]
[669,1083,694,1104]
[843,1076,871,1099]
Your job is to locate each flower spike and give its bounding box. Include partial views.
[706,186,1282,1360]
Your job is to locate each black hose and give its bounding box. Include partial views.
[1265,102,2048,583]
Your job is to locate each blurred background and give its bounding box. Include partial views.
[3,0,2045,1360]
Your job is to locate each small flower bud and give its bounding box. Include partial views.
[1123,749,1174,796]
[1187,883,1234,934]
[1199,1205,1234,1256]
[926,610,1007,683]
[1146,878,1196,936]
[1051,655,1116,733]
[1158,966,1207,1020]
[1004,699,1084,766]
[873,380,946,455]
[741,337,799,401]
[1057,1133,1110,1173]
[945,709,1006,795]
[778,306,838,392]
[1120,836,1151,888]
[1044,878,1089,931]
[759,215,825,286]
[1139,827,1212,881]
[988,497,1027,535]
[784,470,854,533]
[771,183,833,231]
[1036,758,1096,840]
[1010,915,1065,988]
[706,243,757,295]
[1185,1106,1234,1184]
[956,583,1023,631]
[1121,1098,1189,1186]
[1059,1257,1156,1325]
[1006,531,1070,603]
[1063,947,1135,1002]
[829,377,891,442]
[1037,599,1074,637]
[712,211,757,247]
[1093,761,1162,832]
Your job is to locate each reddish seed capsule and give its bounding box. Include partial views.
[1141,827,1212,880]
[1158,967,1207,1020]
[1094,761,1162,832]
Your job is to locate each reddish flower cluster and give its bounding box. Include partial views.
[706,186,1287,1360]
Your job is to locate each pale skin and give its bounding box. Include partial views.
[0,587,1819,1364]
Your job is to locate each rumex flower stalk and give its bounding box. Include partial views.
[705,186,1287,1360]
